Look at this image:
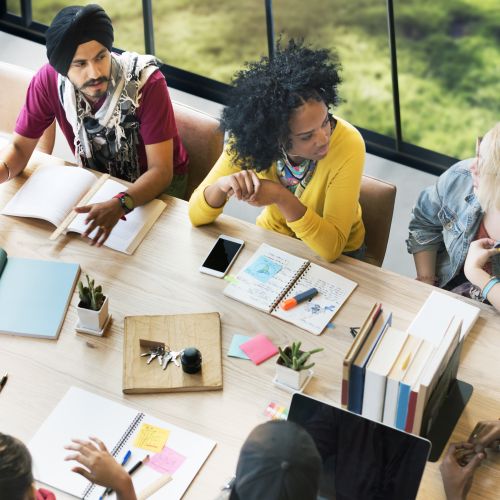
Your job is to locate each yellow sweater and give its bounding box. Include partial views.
[188,116,365,261]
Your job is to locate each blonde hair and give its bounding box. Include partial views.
[477,122,500,212]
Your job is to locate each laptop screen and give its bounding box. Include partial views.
[288,393,431,500]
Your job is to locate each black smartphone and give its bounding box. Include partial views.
[199,235,245,278]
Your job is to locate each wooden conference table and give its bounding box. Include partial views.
[0,156,498,500]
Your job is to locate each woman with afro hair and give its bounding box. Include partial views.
[188,39,366,262]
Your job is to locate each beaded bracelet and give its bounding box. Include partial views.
[1,160,10,181]
[482,276,500,301]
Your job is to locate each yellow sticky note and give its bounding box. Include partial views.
[133,423,170,453]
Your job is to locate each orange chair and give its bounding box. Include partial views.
[0,61,56,154]
[359,174,397,267]
[172,101,224,201]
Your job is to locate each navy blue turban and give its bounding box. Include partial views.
[45,4,114,76]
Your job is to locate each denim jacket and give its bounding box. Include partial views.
[406,159,486,288]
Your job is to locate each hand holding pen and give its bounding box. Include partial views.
[64,437,137,499]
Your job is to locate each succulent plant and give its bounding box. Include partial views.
[78,274,105,311]
[278,341,323,371]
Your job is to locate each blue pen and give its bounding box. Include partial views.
[100,451,132,498]
[121,450,132,466]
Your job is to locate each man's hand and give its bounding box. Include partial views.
[439,442,484,500]
[64,437,136,499]
[468,419,500,452]
[74,198,124,246]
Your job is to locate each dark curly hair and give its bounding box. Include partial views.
[221,39,342,172]
[0,433,34,500]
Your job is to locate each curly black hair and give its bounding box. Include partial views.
[0,433,34,500]
[221,39,342,172]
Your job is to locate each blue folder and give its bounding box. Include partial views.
[0,248,80,339]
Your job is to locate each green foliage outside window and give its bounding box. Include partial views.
[24,0,500,160]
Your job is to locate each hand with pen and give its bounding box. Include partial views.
[64,437,137,500]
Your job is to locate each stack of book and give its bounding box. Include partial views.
[341,291,480,436]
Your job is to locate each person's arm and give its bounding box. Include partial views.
[64,437,137,500]
[0,133,38,183]
[464,239,500,310]
[188,147,244,226]
[439,442,484,500]
[73,139,173,246]
[413,250,438,285]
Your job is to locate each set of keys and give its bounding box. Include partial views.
[141,345,185,370]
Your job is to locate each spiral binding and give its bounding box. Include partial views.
[270,261,310,312]
[81,412,145,499]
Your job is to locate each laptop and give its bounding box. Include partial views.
[288,393,431,500]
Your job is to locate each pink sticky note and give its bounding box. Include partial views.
[240,334,278,365]
[147,447,186,475]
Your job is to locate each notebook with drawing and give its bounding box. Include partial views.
[28,387,215,500]
[223,243,357,335]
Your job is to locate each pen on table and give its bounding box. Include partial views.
[100,450,132,498]
[0,373,8,393]
[281,287,318,311]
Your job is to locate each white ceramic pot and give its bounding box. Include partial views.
[77,296,109,332]
[275,360,309,390]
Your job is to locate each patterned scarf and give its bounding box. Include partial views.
[276,153,317,198]
[58,51,159,182]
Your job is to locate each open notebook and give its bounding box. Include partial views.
[223,243,357,335]
[29,387,215,500]
[1,165,166,254]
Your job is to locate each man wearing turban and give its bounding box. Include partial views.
[0,4,189,246]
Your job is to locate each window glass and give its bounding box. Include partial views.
[273,0,395,137]
[395,0,500,158]
[32,1,144,53]
[6,1,21,15]
[152,0,268,84]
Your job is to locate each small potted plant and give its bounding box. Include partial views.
[76,274,109,333]
[275,341,323,391]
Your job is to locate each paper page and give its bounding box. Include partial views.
[407,291,480,344]
[1,165,96,226]
[271,262,357,335]
[67,178,166,254]
[223,243,308,312]
[29,387,139,498]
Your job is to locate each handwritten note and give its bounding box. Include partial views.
[133,423,170,453]
[147,447,186,475]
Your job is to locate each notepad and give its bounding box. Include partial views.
[0,248,79,339]
[224,243,357,335]
[28,387,215,500]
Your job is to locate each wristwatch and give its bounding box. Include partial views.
[113,192,135,216]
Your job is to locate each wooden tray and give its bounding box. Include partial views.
[123,312,222,393]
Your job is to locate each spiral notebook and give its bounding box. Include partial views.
[28,387,215,499]
[223,243,357,335]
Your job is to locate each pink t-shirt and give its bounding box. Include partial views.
[15,63,188,176]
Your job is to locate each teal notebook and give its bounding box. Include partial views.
[0,248,80,339]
